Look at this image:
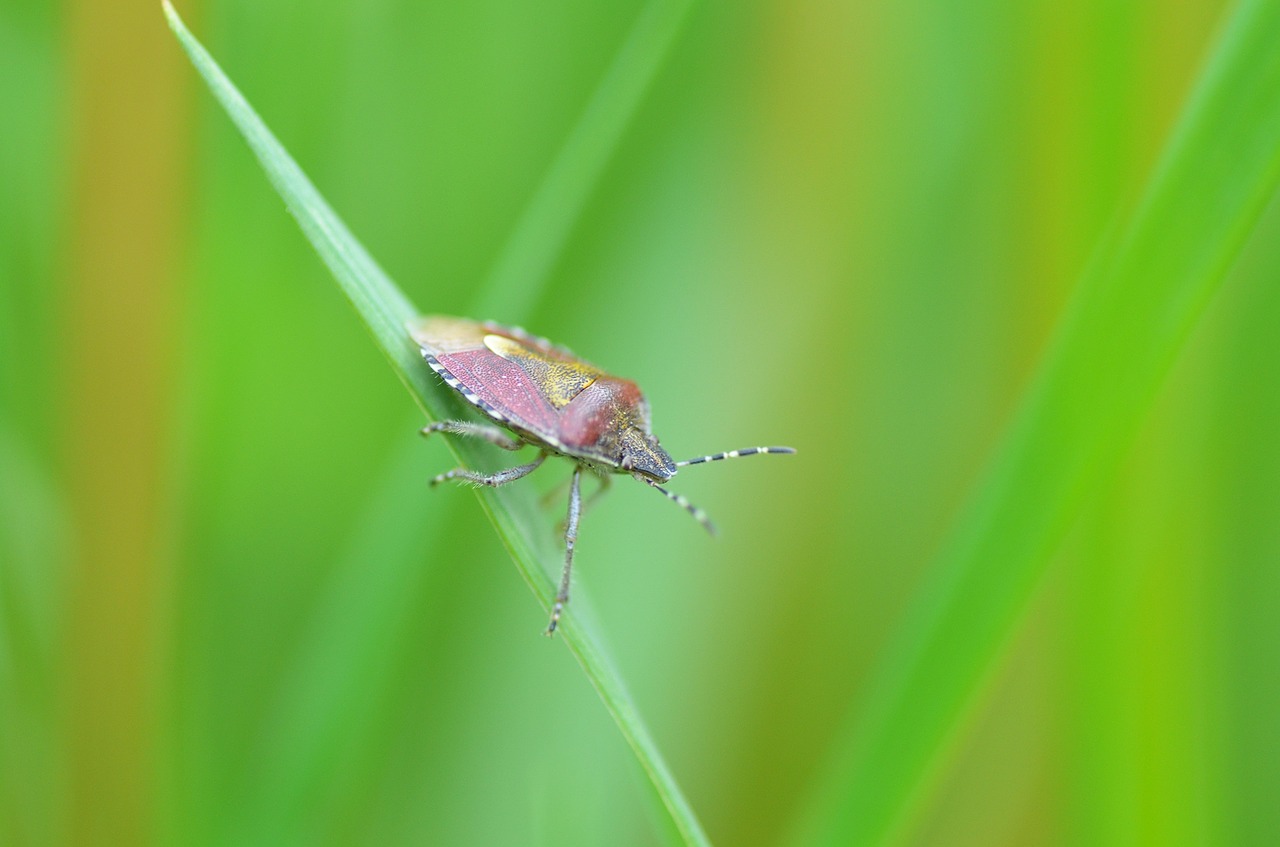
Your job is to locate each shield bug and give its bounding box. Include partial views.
[408,315,795,635]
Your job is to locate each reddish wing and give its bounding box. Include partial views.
[440,349,566,434]
[410,316,596,449]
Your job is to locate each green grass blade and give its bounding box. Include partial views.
[165,6,424,409]
[473,0,695,319]
[220,438,450,846]
[799,1,1280,844]
[0,425,67,847]
[223,0,700,839]
[164,4,709,845]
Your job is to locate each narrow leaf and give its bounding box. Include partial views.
[224,0,698,836]
[474,0,696,319]
[164,4,709,844]
[799,0,1280,844]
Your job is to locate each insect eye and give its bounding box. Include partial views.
[620,454,632,469]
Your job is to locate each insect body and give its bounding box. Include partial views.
[408,315,794,635]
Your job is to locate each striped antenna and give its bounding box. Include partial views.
[640,477,717,536]
[676,446,796,468]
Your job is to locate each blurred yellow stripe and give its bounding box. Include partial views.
[63,0,192,843]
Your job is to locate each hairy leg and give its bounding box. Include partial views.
[545,465,582,636]
[430,451,547,488]
[420,420,522,451]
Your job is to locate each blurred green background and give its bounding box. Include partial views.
[4,0,1280,844]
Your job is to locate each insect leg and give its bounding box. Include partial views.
[547,470,610,526]
[539,473,572,507]
[430,451,547,487]
[545,466,582,636]
[582,472,611,513]
[420,420,523,451]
